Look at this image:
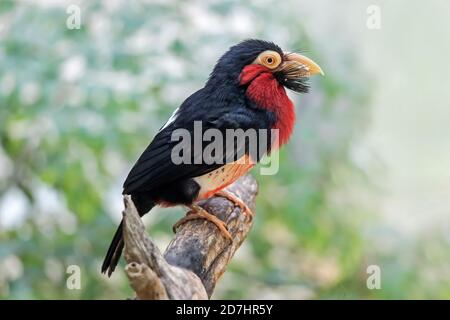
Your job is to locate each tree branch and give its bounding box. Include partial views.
[121,174,258,300]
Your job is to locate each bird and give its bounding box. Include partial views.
[101,39,323,276]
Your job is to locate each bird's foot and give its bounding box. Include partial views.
[215,190,254,220]
[172,204,232,241]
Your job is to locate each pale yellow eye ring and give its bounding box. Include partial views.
[254,50,282,69]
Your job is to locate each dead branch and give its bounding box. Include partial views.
[122,174,258,299]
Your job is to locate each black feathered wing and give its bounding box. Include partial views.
[122,90,275,195]
[123,129,223,194]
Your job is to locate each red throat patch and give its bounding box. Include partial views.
[239,65,296,148]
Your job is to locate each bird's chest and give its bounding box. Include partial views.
[194,155,254,200]
[246,75,296,147]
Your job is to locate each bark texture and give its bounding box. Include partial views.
[122,174,258,299]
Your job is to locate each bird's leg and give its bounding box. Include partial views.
[215,190,254,220]
[172,204,232,241]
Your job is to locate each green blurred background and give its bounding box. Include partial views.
[0,0,449,299]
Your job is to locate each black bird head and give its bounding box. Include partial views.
[207,39,323,94]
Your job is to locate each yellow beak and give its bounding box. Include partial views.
[281,52,324,77]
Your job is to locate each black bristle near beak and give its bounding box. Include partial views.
[274,70,310,94]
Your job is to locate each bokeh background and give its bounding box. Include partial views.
[1,0,449,299]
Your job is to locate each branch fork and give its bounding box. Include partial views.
[121,174,258,299]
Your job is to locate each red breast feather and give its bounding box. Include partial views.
[240,65,296,148]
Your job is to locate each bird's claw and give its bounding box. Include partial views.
[215,190,254,220]
[173,204,232,241]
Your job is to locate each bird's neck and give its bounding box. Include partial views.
[240,66,296,147]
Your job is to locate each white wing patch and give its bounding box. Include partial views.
[159,107,180,132]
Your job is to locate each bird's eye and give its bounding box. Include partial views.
[255,51,282,69]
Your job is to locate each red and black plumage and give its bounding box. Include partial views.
[102,39,323,276]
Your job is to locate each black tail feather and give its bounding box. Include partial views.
[101,220,124,276]
[101,194,155,276]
